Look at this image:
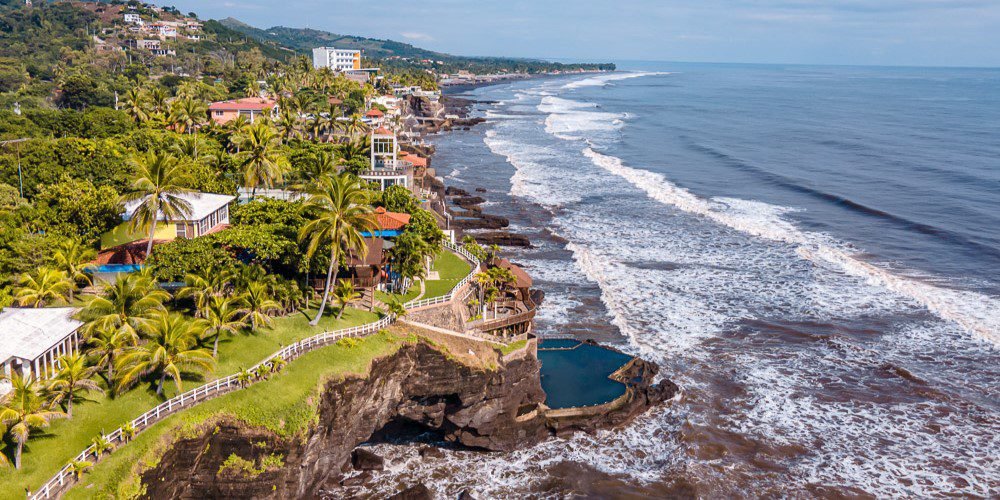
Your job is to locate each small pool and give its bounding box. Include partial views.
[538,339,633,409]
[88,264,143,274]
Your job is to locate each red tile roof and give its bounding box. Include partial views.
[399,151,427,168]
[373,127,393,135]
[208,98,276,111]
[365,108,384,117]
[93,239,169,265]
[374,207,410,230]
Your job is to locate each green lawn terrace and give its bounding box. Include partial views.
[0,308,379,499]
[376,249,471,305]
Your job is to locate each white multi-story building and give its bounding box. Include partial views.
[312,47,361,72]
[361,128,412,191]
[123,13,143,25]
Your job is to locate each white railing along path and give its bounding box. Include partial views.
[30,242,480,499]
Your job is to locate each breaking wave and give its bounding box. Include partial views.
[562,71,672,90]
[581,146,1000,346]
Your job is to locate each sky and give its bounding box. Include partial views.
[155,0,1000,67]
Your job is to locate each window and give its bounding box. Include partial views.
[176,223,186,238]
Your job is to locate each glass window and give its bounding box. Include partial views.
[176,223,186,238]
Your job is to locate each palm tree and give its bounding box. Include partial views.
[276,112,301,142]
[83,273,168,341]
[333,279,360,320]
[293,151,338,191]
[48,353,103,419]
[236,367,253,388]
[268,355,286,374]
[70,460,93,479]
[324,104,343,140]
[306,114,324,140]
[116,312,216,396]
[338,138,370,164]
[203,295,248,357]
[15,268,72,307]
[240,282,280,331]
[233,121,290,199]
[123,87,149,123]
[298,175,379,325]
[148,87,169,116]
[52,238,96,302]
[171,134,209,161]
[121,421,137,443]
[91,433,113,457]
[0,374,67,469]
[344,113,368,139]
[474,271,494,317]
[384,296,407,318]
[85,325,131,384]
[120,152,194,257]
[168,97,208,134]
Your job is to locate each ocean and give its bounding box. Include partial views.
[369,63,1000,497]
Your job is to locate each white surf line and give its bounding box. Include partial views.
[562,71,672,90]
[581,146,1000,346]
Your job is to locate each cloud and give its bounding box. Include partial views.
[400,31,434,41]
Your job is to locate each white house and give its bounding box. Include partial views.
[361,128,412,191]
[123,12,143,25]
[312,47,361,71]
[0,308,83,394]
[122,191,235,240]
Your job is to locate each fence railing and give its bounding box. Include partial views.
[30,242,482,500]
[403,241,480,311]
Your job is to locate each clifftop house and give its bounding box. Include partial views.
[0,307,83,394]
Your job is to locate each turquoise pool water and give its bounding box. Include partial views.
[537,339,632,409]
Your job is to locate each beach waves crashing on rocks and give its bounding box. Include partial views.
[469,72,1000,496]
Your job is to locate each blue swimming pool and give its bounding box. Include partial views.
[537,339,632,409]
[88,264,143,274]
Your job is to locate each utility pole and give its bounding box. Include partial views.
[1,138,30,198]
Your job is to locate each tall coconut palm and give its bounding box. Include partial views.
[293,151,338,191]
[332,279,359,320]
[14,268,72,307]
[240,282,280,331]
[116,312,215,396]
[298,175,378,325]
[338,139,370,164]
[177,267,232,318]
[203,295,248,357]
[344,113,368,139]
[306,114,324,140]
[47,353,103,419]
[85,324,132,384]
[148,87,169,116]
[123,87,149,123]
[233,121,290,199]
[276,112,301,143]
[0,375,67,469]
[170,134,209,161]
[52,238,96,302]
[169,97,208,134]
[83,273,169,340]
[120,151,194,257]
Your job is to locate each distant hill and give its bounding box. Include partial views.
[218,17,615,74]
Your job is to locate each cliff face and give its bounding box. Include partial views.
[139,341,676,499]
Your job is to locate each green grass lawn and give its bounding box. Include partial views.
[0,308,380,499]
[376,249,473,306]
[63,330,411,499]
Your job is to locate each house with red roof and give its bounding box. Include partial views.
[364,107,385,126]
[313,208,413,293]
[208,97,278,124]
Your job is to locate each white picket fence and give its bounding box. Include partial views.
[30,242,481,500]
[403,241,481,310]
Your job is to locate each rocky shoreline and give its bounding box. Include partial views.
[136,339,677,498]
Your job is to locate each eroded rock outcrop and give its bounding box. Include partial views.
[138,340,675,499]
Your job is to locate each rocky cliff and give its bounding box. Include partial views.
[138,340,676,499]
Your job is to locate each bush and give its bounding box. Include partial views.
[145,237,238,282]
